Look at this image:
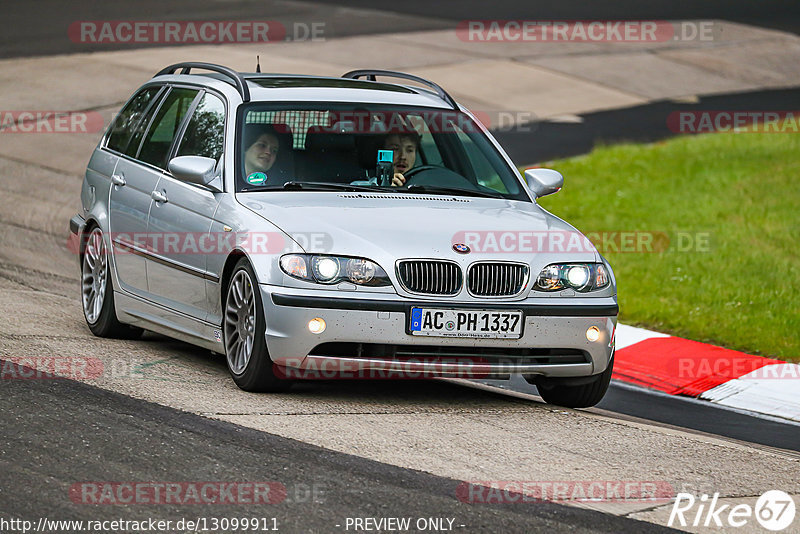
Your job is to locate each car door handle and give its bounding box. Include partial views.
[111,174,126,186]
[151,190,168,203]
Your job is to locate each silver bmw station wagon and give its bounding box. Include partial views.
[70,62,618,407]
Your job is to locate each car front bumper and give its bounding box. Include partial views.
[261,286,617,379]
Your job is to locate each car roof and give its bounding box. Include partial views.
[152,67,459,109]
[247,76,455,108]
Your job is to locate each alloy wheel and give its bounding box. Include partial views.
[224,269,256,375]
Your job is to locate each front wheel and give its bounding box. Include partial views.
[223,258,291,392]
[528,355,614,408]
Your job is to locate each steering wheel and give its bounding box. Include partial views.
[401,165,477,189]
[401,165,440,179]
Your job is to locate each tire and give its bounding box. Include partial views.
[81,225,142,339]
[531,354,614,408]
[223,257,291,392]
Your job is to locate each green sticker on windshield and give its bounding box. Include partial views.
[247,172,267,185]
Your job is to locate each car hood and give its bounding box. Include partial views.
[237,192,598,261]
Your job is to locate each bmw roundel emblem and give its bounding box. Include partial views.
[452,243,471,254]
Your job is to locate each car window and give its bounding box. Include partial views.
[419,132,443,166]
[176,92,225,161]
[237,104,527,200]
[403,114,443,167]
[138,88,199,169]
[454,128,509,193]
[123,91,164,159]
[106,86,162,153]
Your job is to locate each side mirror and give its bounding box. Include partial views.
[168,156,220,190]
[523,168,563,198]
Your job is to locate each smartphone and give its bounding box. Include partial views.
[376,149,393,186]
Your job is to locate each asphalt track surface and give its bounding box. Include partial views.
[0,365,679,533]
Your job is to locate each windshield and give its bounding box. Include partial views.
[236,103,529,201]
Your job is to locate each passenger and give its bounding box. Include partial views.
[243,124,280,179]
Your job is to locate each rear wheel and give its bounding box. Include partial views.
[530,354,614,408]
[81,226,142,339]
[223,258,291,392]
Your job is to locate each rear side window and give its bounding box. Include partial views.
[106,86,161,153]
[138,88,199,169]
[176,92,225,161]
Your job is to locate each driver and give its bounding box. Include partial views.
[382,131,419,186]
[352,131,420,187]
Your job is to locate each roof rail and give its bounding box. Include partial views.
[154,62,250,102]
[342,69,458,110]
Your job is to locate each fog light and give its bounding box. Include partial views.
[308,318,326,334]
[586,326,601,342]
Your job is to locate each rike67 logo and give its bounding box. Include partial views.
[669,490,796,531]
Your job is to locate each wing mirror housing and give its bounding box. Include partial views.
[168,156,221,191]
[523,168,564,198]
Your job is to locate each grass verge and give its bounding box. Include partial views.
[536,131,799,362]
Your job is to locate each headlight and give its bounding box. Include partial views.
[313,257,340,282]
[280,254,391,287]
[536,264,561,290]
[279,255,308,279]
[595,263,609,288]
[345,258,377,284]
[565,265,590,289]
[533,263,610,292]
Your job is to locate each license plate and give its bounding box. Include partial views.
[409,308,523,339]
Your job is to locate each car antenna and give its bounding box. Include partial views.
[256,55,261,73]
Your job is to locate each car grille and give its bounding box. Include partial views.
[397,260,462,295]
[467,262,529,297]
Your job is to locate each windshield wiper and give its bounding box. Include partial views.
[240,181,502,198]
[403,184,505,199]
[242,181,393,193]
